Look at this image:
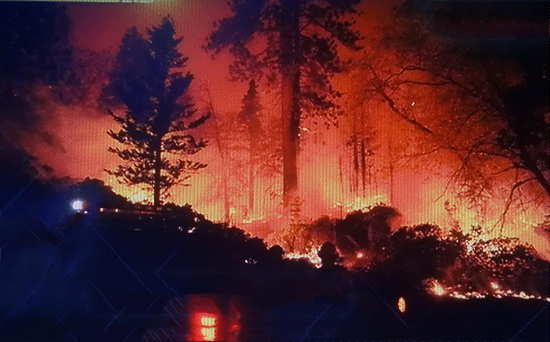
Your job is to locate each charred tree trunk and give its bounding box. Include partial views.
[360,139,367,196]
[248,137,255,215]
[338,154,344,194]
[206,91,231,223]
[280,1,301,208]
[388,136,395,206]
[352,135,359,194]
[515,130,550,197]
[223,172,230,223]
[153,139,162,208]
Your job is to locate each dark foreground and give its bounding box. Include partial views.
[1,212,548,342]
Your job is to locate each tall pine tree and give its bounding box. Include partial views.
[103,18,208,207]
[206,0,362,208]
[239,80,263,216]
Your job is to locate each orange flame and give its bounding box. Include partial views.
[430,279,447,296]
[397,297,406,313]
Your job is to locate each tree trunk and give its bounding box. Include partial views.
[352,135,358,194]
[517,141,550,197]
[248,146,255,215]
[206,92,231,223]
[338,155,344,195]
[360,139,366,196]
[153,140,162,208]
[223,172,230,223]
[280,0,301,208]
[388,135,395,206]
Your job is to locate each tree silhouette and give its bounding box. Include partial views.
[318,241,342,268]
[206,0,362,207]
[355,2,548,222]
[239,80,263,216]
[103,18,208,207]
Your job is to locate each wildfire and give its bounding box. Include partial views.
[129,190,149,203]
[429,279,447,296]
[397,297,407,313]
[334,195,388,214]
[426,279,550,303]
[285,247,323,268]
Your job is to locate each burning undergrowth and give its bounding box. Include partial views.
[274,205,549,301]
[382,223,550,301]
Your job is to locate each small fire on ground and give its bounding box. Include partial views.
[285,247,323,268]
[426,279,550,302]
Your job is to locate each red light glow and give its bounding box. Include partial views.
[194,313,217,341]
[200,315,217,327]
[200,327,216,341]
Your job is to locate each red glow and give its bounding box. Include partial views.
[192,313,218,341]
[21,1,547,260]
[200,314,217,327]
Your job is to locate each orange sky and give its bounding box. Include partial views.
[22,0,548,256]
[33,0,396,219]
[68,0,245,111]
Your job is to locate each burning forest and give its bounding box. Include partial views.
[0,0,548,341]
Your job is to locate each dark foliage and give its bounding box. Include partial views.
[206,0,362,205]
[103,17,208,207]
[0,3,73,147]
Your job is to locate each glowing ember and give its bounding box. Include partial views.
[430,280,447,296]
[337,195,388,213]
[430,281,550,303]
[356,251,365,259]
[397,297,406,313]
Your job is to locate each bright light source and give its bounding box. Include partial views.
[200,316,216,327]
[200,327,216,341]
[430,280,447,296]
[197,313,217,341]
[397,297,406,313]
[71,199,84,211]
[356,251,364,259]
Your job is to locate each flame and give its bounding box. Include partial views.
[128,189,149,203]
[285,247,323,268]
[18,0,546,264]
[429,279,447,296]
[397,297,406,313]
[427,280,550,302]
[339,195,389,213]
